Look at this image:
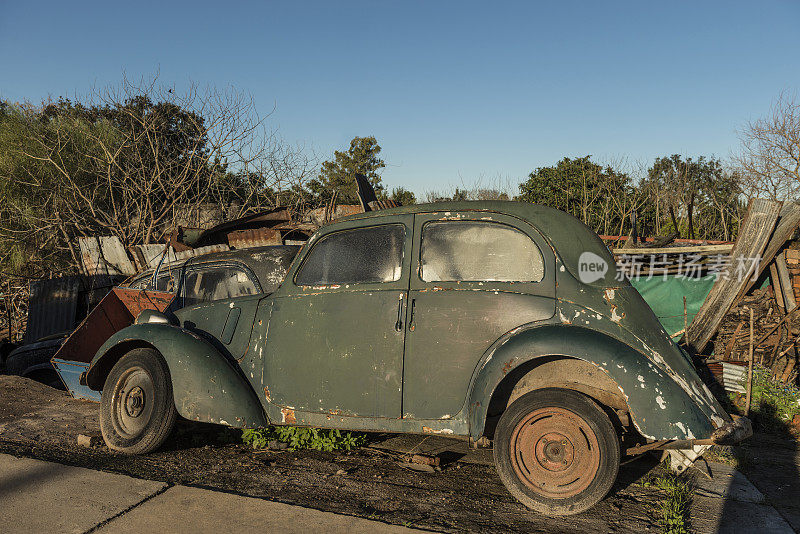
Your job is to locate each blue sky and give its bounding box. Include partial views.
[2,1,799,196]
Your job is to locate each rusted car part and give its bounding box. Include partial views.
[511,407,601,499]
[625,416,752,455]
[79,201,749,515]
[52,288,174,401]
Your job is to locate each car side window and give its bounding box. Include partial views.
[420,220,544,282]
[129,270,177,292]
[295,224,405,286]
[183,265,258,306]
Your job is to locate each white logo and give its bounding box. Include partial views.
[578,252,608,284]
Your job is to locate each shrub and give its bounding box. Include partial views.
[242,426,368,451]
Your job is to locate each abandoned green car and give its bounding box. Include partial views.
[80,201,751,515]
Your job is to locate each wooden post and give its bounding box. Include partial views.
[683,296,688,338]
[745,307,754,417]
[5,279,11,343]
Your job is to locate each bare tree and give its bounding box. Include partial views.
[1,75,316,275]
[735,91,800,201]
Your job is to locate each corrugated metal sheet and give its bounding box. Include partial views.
[79,236,136,276]
[133,244,230,270]
[22,277,81,344]
[722,362,747,393]
[227,227,282,249]
[368,199,400,211]
[304,205,362,226]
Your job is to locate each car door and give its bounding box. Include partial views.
[263,216,413,418]
[402,211,556,420]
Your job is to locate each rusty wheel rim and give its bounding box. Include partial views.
[510,407,601,499]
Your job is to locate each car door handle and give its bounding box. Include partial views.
[395,293,404,332]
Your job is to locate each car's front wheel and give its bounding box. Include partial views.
[493,388,620,515]
[100,348,177,454]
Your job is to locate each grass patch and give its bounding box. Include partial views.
[732,365,800,435]
[640,465,693,534]
[242,426,368,452]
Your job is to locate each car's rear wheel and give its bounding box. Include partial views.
[493,388,620,515]
[100,348,177,454]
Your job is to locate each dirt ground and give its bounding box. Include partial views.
[0,375,795,533]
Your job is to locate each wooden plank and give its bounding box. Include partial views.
[686,199,782,352]
[612,244,733,255]
[775,251,797,311]
[733,201,800,305]
[79,236,136,276]
[771,263,786,313]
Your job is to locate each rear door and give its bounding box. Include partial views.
[402,211,556,420]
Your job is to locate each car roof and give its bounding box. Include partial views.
[336,200,616,283]
[129,245,300,292]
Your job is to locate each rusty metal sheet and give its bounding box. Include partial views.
[368,199,400,211]
[194,207,292,247]
[79,236,136,276]
[133,244,230,271]
[304,205,362,226]
[172,244,229,263]
[227,228,282,249]
[52,287,174,366]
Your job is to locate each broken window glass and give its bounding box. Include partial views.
[295,224,405,286]
[129,270,177,292]
[183,265,258,306]
[420,221,544,282]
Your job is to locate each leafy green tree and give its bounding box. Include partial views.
[307,136,385,206]
[516,156,637,236]
[389,187,416,205]
[642,155,741,240]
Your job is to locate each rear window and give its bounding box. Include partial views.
[420,221,544,282]
[183,266,258,306]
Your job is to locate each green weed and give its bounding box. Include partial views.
[640,465,692,534]
[733,365,800,434]
[242,426,368,451]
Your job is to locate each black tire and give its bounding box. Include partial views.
[493,388,620,515]
[100,348,177,454]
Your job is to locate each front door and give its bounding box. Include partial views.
[402,212,556,420]
[263,216,413,418]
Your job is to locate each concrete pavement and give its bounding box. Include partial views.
[0,454,418,534]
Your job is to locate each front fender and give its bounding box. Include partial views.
[468,324,725,442]
[84,323,267,428]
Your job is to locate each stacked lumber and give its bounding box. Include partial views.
[692,199,800,387]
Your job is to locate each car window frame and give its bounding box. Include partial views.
[292,222,407,288]
[419,219,546,284]
[179,260,263,308]
[409,211,555,295]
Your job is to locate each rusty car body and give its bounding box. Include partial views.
[79,201,751,515]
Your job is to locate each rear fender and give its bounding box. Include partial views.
[84,323,267,428]
[468,324,718,442]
